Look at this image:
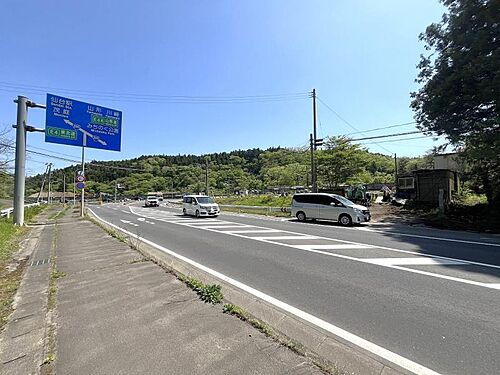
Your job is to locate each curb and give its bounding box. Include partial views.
[88,209,414,375]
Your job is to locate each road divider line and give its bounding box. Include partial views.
[254,235,319,240]
[366,258,466,266]
[129,206,500,272]
[89,208,442,375]
[295,244,373,250]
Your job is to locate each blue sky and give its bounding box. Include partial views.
[0,0,446,175]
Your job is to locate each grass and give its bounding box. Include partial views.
[181,276,223,304]
[0,205,46,331]
[221,206,290,217]
[48,204,71,221]
[216,195,292,207]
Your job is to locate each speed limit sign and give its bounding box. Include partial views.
[76,175,85,183]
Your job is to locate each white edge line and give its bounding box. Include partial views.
[128,206,500,290]
[89,208,441,375]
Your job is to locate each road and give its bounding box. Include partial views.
[90,203,500,375]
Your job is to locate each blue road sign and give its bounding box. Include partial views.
[76,182,85,189]
[45,94,122,151]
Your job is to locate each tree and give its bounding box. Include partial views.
[411,0,500,204]
[316,137,366,189]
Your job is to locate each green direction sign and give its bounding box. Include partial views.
[46,127,77,140]
[91,114,119,127]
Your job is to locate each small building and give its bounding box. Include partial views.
[397,169,459,206]
[433,152,460,171]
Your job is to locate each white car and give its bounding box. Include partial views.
[183,195,220,217]
[291,193,370,226]
[145,195,159,207]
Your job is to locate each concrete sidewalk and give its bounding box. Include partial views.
[48,210,323,374]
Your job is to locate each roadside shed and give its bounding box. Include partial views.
[397,169,459,206]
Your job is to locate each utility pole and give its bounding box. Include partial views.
[394,153,398,187]
[73,171,76,205]
[47,163,53,204]
[312,89,317,151]
[114,183,117,203]
[205,158,209,196]
[63,173,66,204]
[37,163,49,203]
[12,96,45,225]
[310,134,315,192]
[13,97,28,225]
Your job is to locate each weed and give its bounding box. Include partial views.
[51,270,66,280]
[42,353,55,365]
[184,277,223,304]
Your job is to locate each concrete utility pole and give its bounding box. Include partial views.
[13,97,28,225]
[312,89,317,151]
[37,163,49,203]
[114,183,117,203]
[73,171,76,205]
[63,173,66,204]
[205,158,209,196]
[12,96,46,225]
[394,153,398,187]
[47,163,53,204]
[310,134,315,193]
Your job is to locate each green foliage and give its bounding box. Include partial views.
[411,0,500,204]
[184,277,223,304]
[216,195,292,207]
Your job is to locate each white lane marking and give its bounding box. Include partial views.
[349,225,500,248]
[201,225,251,229]
[253,235,319,240]
[137,217,146,221]
[90,208,442,375]
[365,258,466,266]
[120,219,139,227]
[129,206,500,290]
[226,229,280,234]
[295,244,373,250]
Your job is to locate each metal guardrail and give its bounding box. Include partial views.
[219,204,291,213]
[165,200,291,214]
[0,202,40,219]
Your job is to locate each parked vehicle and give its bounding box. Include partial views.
[291,193,370,226]
[145,194,159,207]
[183,195,220,217]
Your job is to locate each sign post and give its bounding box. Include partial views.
[45,94,122,216]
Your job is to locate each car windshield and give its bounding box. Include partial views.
[333,195,355,206]
[196,197,214,204]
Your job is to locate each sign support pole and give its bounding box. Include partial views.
[13,96,28,226]
[80,134,86,217]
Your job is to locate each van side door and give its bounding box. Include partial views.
[298,194,321,219]
[319,196,343,221]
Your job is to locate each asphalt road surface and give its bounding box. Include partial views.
[89,203,500,375]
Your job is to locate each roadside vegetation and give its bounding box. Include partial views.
[0,205,46,330]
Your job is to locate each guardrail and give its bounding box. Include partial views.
[219,204,291,214]
[0,202,40,219]
[165,200,291,215]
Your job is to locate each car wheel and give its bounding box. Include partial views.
[183,208,187,216]
[195,210,200,218]
[296,211,306,222]
[339,214,352,226]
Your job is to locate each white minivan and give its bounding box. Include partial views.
[291,193,370,226]
[182,195,220,217]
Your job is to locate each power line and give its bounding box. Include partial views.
[0,142,146,172]
[343,121,417,136]
[355,135,443,145]
[0,82,309,104]
[315,96,394,154]
[350,130,422,141]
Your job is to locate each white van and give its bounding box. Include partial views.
[145,194,159,207]
[291,193,370,226]
[183,195,220,217]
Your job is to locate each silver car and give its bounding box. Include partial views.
[291,193,370,226]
